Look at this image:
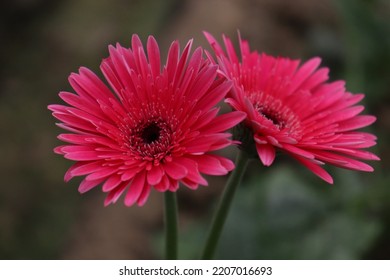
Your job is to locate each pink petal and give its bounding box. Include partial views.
[196,79,232,111]
[337,115,376,132]
[147,165,164,185]
[289,57,321,94]
[86,167,118,181]
[70,161,105,176]
[154,175,170,192]
[193,154,229,175]
[203,31,226,58]
[188,65,218,100]
[183,137,212,153]
[147,36,161,78]
[124,171,146,207]
[104,182,128,206]
[181,178,199,190]
[311,150,375,172]
[223,34,239,65]
[102,175,123,192]
[208,137,233,152]
[173,40,195,88]
[163,160,188,180]
[300,67,329,91]
[256,144,276,166]
[64,162,85,182]
[59,91,103,119]
[166,40,179,80]
[168,180,179,192]
[57,134,90,145]
[78,177,104,193]
[137,184,152,206]
[69,67,113,102]
[203,111,246,133]
[282,144,315,159]
[121,167,141,181]
[176,157,208,186]
[212,154,235,171]
[54,145,66,155]
[335,148,380,161]
[293,155,334,184]
[188,107,219,130]
[64,151,100,161]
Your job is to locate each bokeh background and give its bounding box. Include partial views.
[0,0,389,259]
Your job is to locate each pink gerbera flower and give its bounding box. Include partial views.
[205,32,379,184]
[48,35,245,206]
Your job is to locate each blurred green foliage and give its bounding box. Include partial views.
[218,165,386,259]
[162,163,388,259]
[0,0,389,259]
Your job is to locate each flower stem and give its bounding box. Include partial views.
[164,191,178,260]
[201,149,249,259]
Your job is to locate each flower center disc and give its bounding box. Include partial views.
[248,92,302,139]
[124,118,175,162]
[256,105,286,129]
[141,123,161,144]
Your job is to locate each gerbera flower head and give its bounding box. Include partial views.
[48,34,245,206]
[205,32,380,184]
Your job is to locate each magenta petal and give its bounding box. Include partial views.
[164,161,188,180]
[181,178,199,190]
[282,144,314,159]
[312,150,375,172]
[203,31,227,58]
[137,184,151,206]
[293,155,334,184]
[78,177,104,193]
[168,180,179,192]
[121,167,141,181]
[256,144,276,166]
[102,175,123,192]
[177,157,209,186]
[64,151,100,161]
[203,111,246,133]
[194,154,229,175]
[104,182,128,206]
[147,166,164,185]
[337,149,380,161]
[288,57,321,94]
[124,172,146,207]
[57,134,90,145]
[70,161,104,176]
[196,80,231,111]
[212,155,235,171]
[147,36,161,78]
[64,162,85,182]
[154,175,170,192]
[337,115,376,132]
[86,167,118,181]
[188,65,218,100]
[166,40,179,80]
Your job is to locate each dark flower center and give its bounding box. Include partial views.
[256,105,286,129]
[141,123,161,144]
[248,92,302,139]
[123,117,176,162]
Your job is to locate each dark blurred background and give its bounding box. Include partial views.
[0,0,389,259]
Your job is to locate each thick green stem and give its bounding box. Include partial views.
[164,191,178,260]
[201,150,249,259]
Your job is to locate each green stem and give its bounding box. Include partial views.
[201,149,249,259]
[164,191,178,260]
